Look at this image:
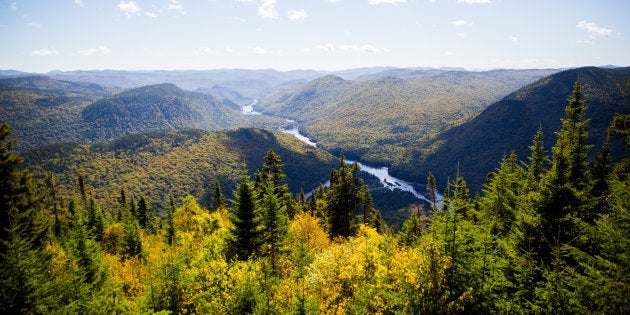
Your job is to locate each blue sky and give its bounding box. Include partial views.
[1,0,628,72]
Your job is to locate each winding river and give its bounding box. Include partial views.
[241,99,439,204]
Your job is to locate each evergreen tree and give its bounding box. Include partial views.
[117,187,127,222]
[536,80,592,262]
[45,172,62,238]
[427,172,438,209]
[261,149,289,197]
[259,181,289,274]
[589,135,612,220]
[229,172,260,260]
[211,180,226,212]
[559,80,592,188]
[398,206,425,247]
[527,126,546,185]
[137,196,149,229]
[86,198,105,242]
[326,154,361,238]
[166,196,176,246]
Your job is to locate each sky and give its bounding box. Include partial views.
[1,0,628,72]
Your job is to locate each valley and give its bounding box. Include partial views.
[2,65,629,314]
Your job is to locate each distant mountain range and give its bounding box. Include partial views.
[0,76,284,151]
[257,69,558,168]
[402,66,630,192]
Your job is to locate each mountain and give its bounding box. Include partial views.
[0,76,118,151]
[47,69,322,100]
[257,69,558,167]
[403,66,630,192]
[23,128,337,214]
[0,77,287,151]
[80,83,248,141]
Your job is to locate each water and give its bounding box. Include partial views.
[241,99,262,115]
[280,120,317,147]
[282,122,440,203]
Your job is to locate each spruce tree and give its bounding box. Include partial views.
[589,135,612,219]
[559,80,592,188]
[527,126,546,184]
[137,196,149,229]
[229,172,260,260]
[326,154,360,238]
[427,172,438,209]
[259,181,289,273]
[166,196,176,246]
[211,180,226,212]
[262,149,288,196]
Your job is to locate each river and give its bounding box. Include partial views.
[241,99,439,204]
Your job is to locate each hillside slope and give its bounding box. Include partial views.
[403,66,630,192]
[23,128,337,214]
[0,77,285,151]
[257,69,557,166]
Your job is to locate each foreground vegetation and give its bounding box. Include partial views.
[1,81,629,314]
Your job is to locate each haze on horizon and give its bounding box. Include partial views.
[1,0,628,72]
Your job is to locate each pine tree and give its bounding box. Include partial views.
[137,196,149,229]
[259,181,289,274]
[326,154,361,238]
[166,196,176,246]
[211,180,226,212]
[262,149,288,196]
[527,126,546,185]
[86,198,104,242]
[589,135,612,219]
[427,172,438,209]
[536,80,592,264]
[45,172,62,238]
[559,80,592,188]
[229,172,260,260]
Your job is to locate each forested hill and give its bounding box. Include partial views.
[80,83,247,140]
[0,77,285,151]
[23,128,337,214]
[257,69,557,166]
[406,66,630,193]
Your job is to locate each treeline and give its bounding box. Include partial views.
[1,80,629,314]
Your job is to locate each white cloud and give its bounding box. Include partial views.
[74,0,84,7]
[328,0,342,3]
[258,0,278,19]
[251,46,272,54]
[287,9,307,20]
[31,48,59,56]
[168,0,186,15]
[577,39,594,45]
[451,19,471,27]
[339,44,391,53]
[509,35,518,42]
[368,0,407,4]
[77,46,112,56]
[78,48,97,56]
[225,46,235,53]
[118,1,141,18]
[314,43,335,52]
[10,2,17,11]
[312,43,391,53]
[195,47,215,55]
[457,0,491,4]
[444,51,455,56]
[99,46,112,55]
[144,11,157,18]
[577,21,612,38]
